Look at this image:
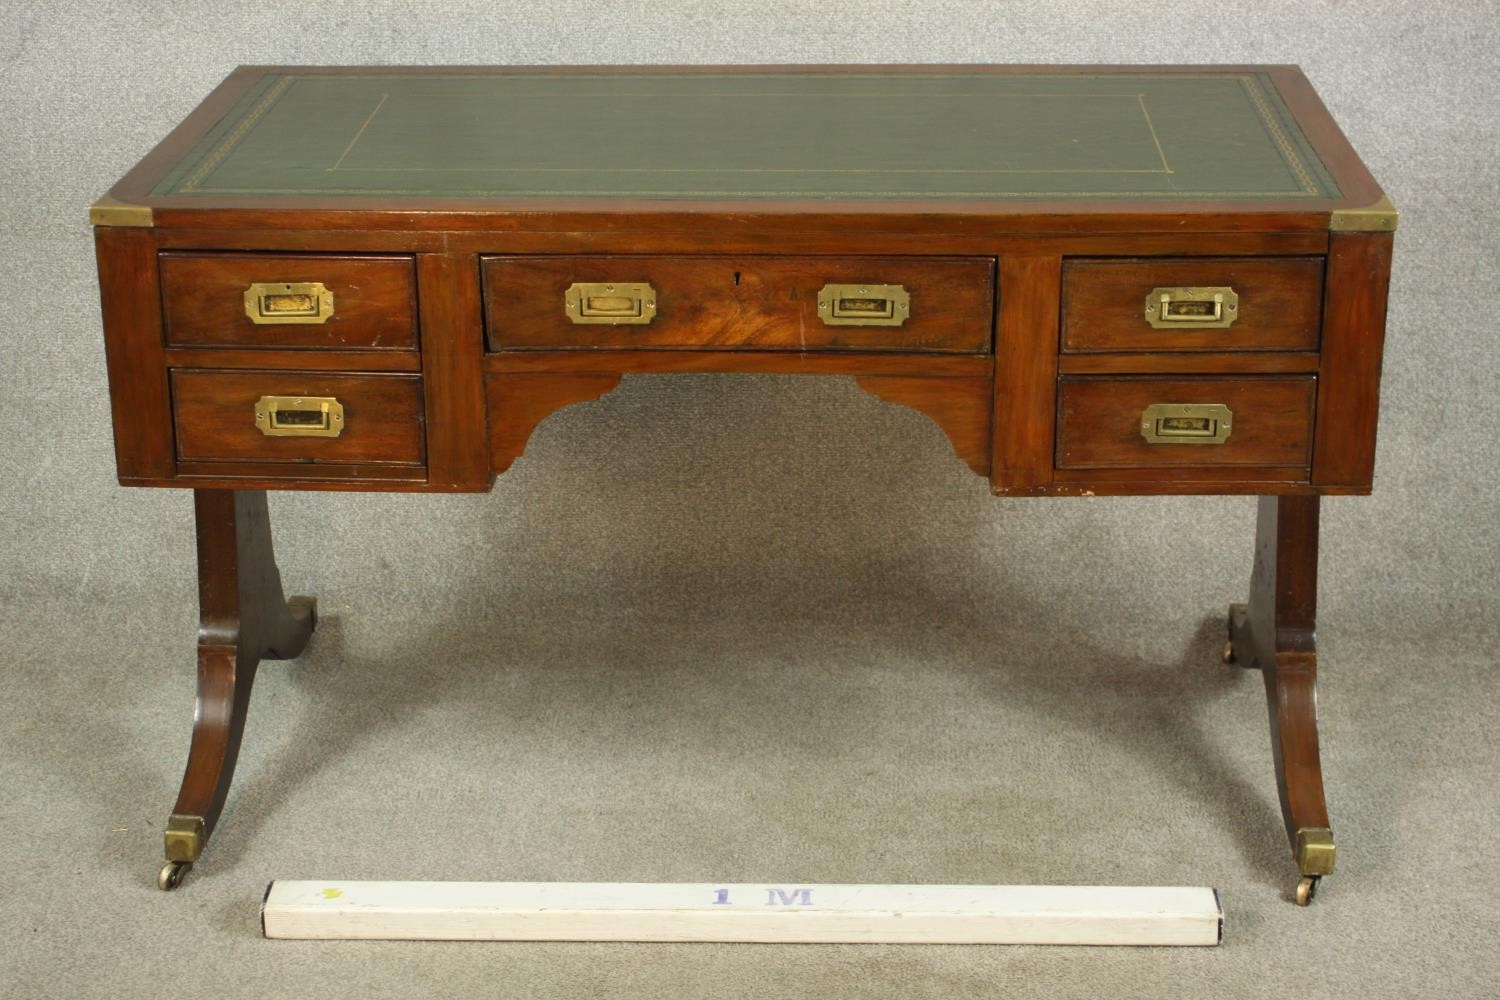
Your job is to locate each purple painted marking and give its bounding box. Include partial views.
[713,888,730,905]
[766,888,813,906]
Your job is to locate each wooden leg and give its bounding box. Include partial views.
[1226,495,1334,906]
[158,489,317,891]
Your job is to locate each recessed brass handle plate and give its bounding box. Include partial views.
[1144,286,1239,329]
[816,283,911,326]
[1140,403,1233,445]
[564,282,657,324]
[253,396,345,438]
[243,282,335,325]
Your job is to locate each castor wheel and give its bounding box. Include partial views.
[288,594,318,629]
[158,860,193,891]
[1224,602,1249,666]
[1295,875,1319,906]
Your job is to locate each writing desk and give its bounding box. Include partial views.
[90,65,1395,903]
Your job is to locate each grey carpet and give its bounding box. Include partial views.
[2,2,1498,998]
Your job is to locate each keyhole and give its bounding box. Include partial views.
[732,271,741,286]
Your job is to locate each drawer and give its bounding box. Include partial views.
[160,253,418,350]
[482,255,994,353]
[1062,258,1323,353]
[1056,376,1315,469]
[172,370,425,465]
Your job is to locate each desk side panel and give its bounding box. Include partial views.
[96,227,175,481]
[1312,232,1393,490]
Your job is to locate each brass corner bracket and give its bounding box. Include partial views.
[164,813,206,862]
[1295,826,1336,876]
[1330,194,1398,233]
[89,194,154,228]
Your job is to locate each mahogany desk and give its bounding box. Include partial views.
[90,66,1395,903]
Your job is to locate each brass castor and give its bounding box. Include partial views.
[1224,602,1249,667]
[158,860,193,891]
[288,594,318,629]
[1295,875,1319,906]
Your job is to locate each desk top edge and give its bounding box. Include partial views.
[93,64,1392,233]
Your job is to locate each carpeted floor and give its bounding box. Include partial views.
[2,380,1497,998]
[2,2,1498,998]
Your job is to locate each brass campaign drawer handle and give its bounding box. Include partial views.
[1143,286,1238,329]
[244,281,335,325]
[817,283,911,326]
[1140,403,1233,445]
[254,396,345,438]
[564,282,657,324]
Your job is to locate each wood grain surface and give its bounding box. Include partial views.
[161,252,418,350]
[1056,376,1315,469]
[1062,257,1324,353]
[991,255,1062,491]
[486,373,623,475]
[95,227,175,479]
[853,377,992,476]
[1312,232,1394,489]
[483,255,994,353]
[171,370,425,465]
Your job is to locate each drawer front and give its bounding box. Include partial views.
[1056,377,1315,469]
[482,255,994,353]
[161,253,418,350]
[1062,258,1323,353]
[172,370,425,465]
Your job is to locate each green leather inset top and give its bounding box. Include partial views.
[153,70,1340,201]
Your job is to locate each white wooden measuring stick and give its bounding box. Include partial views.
[262,881,1222,946]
